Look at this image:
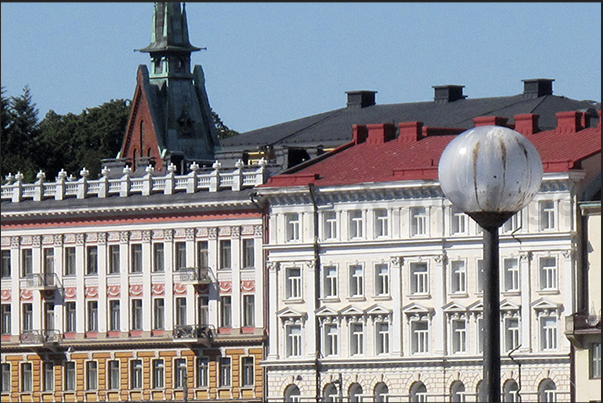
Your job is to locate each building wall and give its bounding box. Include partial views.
[261,174,580,402]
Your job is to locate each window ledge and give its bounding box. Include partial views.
[347,296,366,302]
[373,295,392,301]
[537,289,560,296]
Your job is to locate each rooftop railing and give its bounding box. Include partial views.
[2,159,267,203]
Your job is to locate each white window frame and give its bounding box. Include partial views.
[197,357,209,388]
[540,315,558,351]
[322,265,338,299]
[130,359,143,389]
[450,260,466,294]
[322,211,338,240]
[349,264,364,298]
[286,324,302,357]
[504,316,520,353]
[502,210,522,233]
[152,359,164,389]
[375,322,390,355]
[411,319,429,354]
[539,200,556,231]
[348,210,364,239]
[539,256,558,291]
[451,207,467,235]
[410,262,429,295]
[350,322,364,356]
[324,323,339,357]
[375,263,390,297]
[286,267,302,300]
[503,258,520,292]
[451,318,467,354]
[374,208,389,238]
[286,213,301,242]
[410,207,428,237]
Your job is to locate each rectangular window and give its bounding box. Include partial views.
[539,257,557,291]
[323,211,337,240]
[411,207,427,236]
[175,297,187,326]
[477,259,484,293]
[286,267,302,299]
[22,303,33,331]
[130,360,143,389]
[197,357,209,388]
[286,213,301,242]
[502,210,522,233]
[109,245,120,274]
[64,362,76,391]
[243,295,255,327]
[504,258,520,292]
[130,244,143,273]
[87,301,98,332]
[348,210,364,239]
[324,324,338,356]
[241,357,254,387]
[1,304,10,335]
[152,359,164,389]
[411,320,429,354]
[43,361,54,391]
[21,363,32,392]
[451,260,466,294]
[451,319,467,354]
[374,209,389,237]
[174,359,186,389]
[65,302,76,333]
[43,248,54,275]
[131,299,142,330]
[109,300,120,331]
[477,318,484,354]
[350,323,364,356]
[539,201,555,230]
[153,243,164,272]
[286,325,302,357]
[242,239,255,269]
[220,296,232,328]
[376,322,390,355]
[411,262,429,295]
[64,247,76,276]
[219,240,231,269]
[175,242,186,271]
[1,363,10,393]
[197,241,208,270]
[86,361,97,390]
[86,246,98,275]
[21,249,32,277]
[323,265,338,298]
[540,316,557,350]
[375,263,389,296]
[591,342,602,379]
[1,250,11,278]
[504,318,520,353]
[107,360,120,390]
[451,208,467,234]
[219,357,231,387]
[153,299,164,330]
[44,302,55,330]
[198,296,209,325]
[349,265,364,297]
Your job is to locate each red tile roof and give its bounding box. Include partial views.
[263,112,601,188]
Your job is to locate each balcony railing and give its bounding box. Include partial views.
[20,273,62,290]
[19,329,62,346]
[172,324,214,346]
[173,267,214,284]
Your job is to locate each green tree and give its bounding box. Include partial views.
[1,85,40,182]
[212,110,239,139]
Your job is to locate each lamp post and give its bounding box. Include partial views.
[438,125,542,402]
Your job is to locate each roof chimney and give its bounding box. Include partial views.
[398,121,423,143]
[522,78,554,98]
[346,91,377,108]
[473,116,509,127]
[433,85,466,103]
[366,123,396,145]
[555,111,583,134]
[514,113,540,136]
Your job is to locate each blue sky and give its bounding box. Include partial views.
[1,2,601,134]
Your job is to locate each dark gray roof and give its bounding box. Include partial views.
[220,93,600,150]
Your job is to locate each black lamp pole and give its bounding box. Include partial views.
[483,225,501,402]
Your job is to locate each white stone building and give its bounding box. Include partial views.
[257,113,601,402]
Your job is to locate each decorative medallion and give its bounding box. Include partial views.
[107,285,121,298]
[64,287,77,299]
[129,284,143,297]
[219,281,232,294]
[241,280,255,292]
[1,290,11,302]
[152,284,165,296]
[173,283,187,295]
[85,286,98,298]
[20,289,33,301]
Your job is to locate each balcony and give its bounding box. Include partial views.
[19,329,62,350]
[173,267,214,285]
[20,273,62,290]
[565,313,601,348]
[172,324,214,347]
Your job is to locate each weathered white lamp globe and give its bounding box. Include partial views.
[438,125,543,227]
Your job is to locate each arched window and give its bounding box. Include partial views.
[374,382,389,402]
[476,380,486,402]
[450,381,465,402]
[284,384,301,402]
[538,379,556,402]
[323,383,338,402]
[410,381,427,402]
[348,383,363,402]
[503,379,519,402]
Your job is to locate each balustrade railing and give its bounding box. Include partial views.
[2,159,268,203]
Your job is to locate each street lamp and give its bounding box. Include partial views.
[438,125,542,403]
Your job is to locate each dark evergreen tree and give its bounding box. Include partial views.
[212,110,239,139]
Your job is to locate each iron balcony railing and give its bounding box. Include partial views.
[173,324,214,343]
[173,267,214,284]
[20,273,61,289]
[19,329,62,345]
